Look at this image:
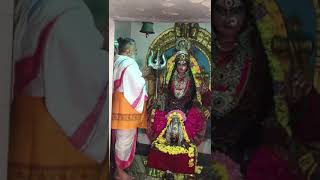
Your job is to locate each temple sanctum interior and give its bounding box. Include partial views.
[1,0,320,180]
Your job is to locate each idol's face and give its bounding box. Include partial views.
[177,60,188,74]
[213,0,246,38]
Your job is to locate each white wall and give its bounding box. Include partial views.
[0,0,14,179]
[115,21,131,40]
[115,21,211,67]
[131,22,174,67]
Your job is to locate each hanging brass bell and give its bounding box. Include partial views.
[140,22,155,37]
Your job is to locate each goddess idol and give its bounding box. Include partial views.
[145,23,212,178]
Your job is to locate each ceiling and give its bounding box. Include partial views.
[109,0,211,23]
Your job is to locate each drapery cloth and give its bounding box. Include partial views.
[111,55,147,170]
[8,96,108,180]
[112,55,147,113]
[112,55,147,129]
[13,0,108,162]
[114,129,137,169]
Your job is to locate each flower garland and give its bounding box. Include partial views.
[212,163,230,180]
[152,110,200,171]
[212,151,243,180]
[153,110,193,154]
[190,55,203,105]
[254,2,320,176]
[253,0,292,136]
[147,168,203,179]
[165,54,177,85]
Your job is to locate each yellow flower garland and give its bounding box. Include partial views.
[147,167,203,178]
[254,0,291,136]
[253,3,320,179]
[195,166,203,174]
[152,111,198,168]
[212,163,230,180]
[165,55,177,85]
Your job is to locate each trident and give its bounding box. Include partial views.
[147,49,167,99]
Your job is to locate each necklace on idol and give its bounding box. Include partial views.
[173,71,189,99]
